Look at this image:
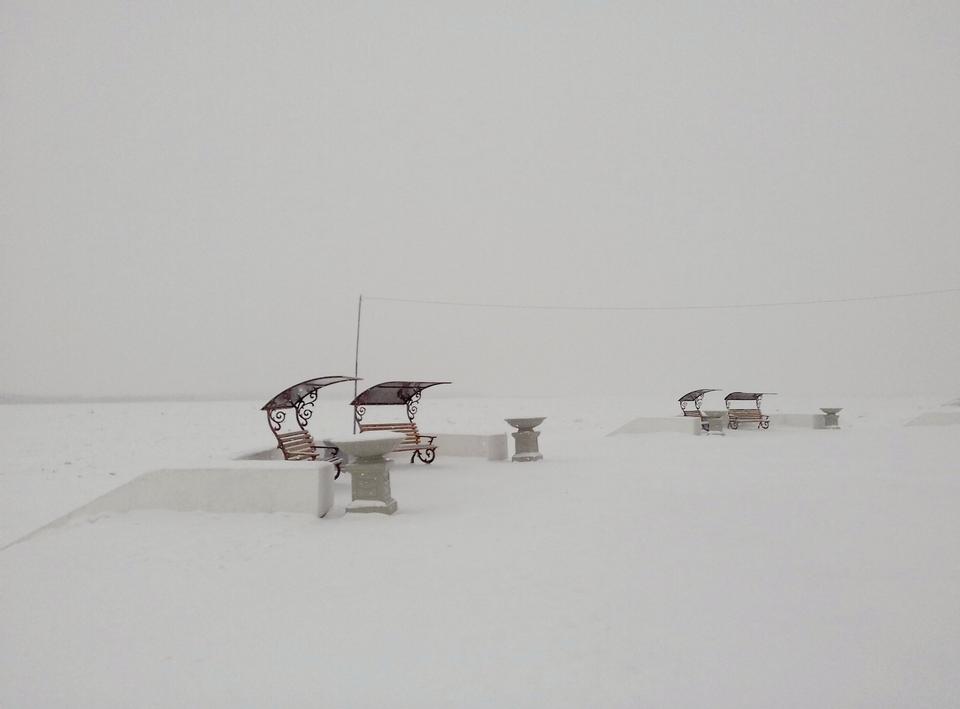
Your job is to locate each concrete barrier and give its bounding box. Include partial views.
[608,417,703,436]
[77,461,336,517]
[4,461,337,548]
[770,414,827,429]
[434,432,509,461]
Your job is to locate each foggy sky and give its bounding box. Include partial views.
[2,1,959,400]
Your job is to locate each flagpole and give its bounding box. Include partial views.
[353,293,362,433]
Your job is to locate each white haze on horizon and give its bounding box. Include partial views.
[2,1,959,400]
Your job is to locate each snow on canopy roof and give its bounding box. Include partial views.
[261,376,360,411]
[679,389,720,402]
[351,381,450,407]
[724,391,777,401]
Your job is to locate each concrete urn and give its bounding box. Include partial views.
[326,433,404,515]
[505,417,546,462]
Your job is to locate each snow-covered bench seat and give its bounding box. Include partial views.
[357,422,437,464]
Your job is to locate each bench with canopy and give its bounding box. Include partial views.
[724,391,774,430]
[678,389,720,431]
[261,375,360,468]
[351,381,450,463]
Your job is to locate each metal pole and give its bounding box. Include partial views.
[353,293,363,433]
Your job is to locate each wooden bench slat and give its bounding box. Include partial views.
[357,421,438,462]
[268,429,343,472]
[726,408,770,430]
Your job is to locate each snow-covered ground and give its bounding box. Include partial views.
[2,396,959,707]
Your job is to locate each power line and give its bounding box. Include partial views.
[365,286,960,312]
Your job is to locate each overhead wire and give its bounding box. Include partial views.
[365,286,960,312]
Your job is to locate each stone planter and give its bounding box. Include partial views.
[505,417,545,462]
[820,408,842,429]
[325,433,404,515]
[701,412,725,435]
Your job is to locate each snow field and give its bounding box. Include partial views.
[1,396,959,707]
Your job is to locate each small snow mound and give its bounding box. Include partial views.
[906,411,960,427]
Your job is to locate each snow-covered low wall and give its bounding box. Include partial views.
[608,417,703,436]
[769,414,827,429]
[27,461,337,542]
[434,432,509,460]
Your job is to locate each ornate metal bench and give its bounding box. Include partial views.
[351,380,450,464]
[678,389,720,432]
[261,375,360,477]
[275,430,344,476]
[724,391,773,430]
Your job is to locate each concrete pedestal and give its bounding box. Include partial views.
[345,460,398,514]
[702,413,725,435]
[327,433,403,516]
[505,417,545,462]
[702,410,729,431]
[821,408,842,429]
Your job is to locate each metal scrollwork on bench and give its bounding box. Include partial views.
[405,390,422,423]
[268,409,287,433]
[416,448,436,464]
[295,389,318,430]
[354,405,367,425]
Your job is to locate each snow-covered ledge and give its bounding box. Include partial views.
[608,417,703,436]
[770,414,827,429]
[21,461,337,542]
[433,432,508,461]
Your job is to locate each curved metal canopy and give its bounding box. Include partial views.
[724,391,776,401]
[679,389,720,402]
[351,381,450,407]
[262,376,360,411]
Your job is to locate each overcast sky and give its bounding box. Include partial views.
[2,1,958,400]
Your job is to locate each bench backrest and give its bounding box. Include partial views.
[727,408,764,418]
[276,430,318,460]
[358,421,422,446]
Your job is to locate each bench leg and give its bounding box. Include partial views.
[416,448,436,464]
